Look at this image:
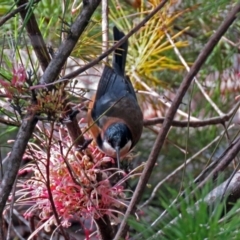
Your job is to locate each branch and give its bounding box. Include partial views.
[18,99,236,132]
[62,111,114,237]
[59,0,169,80]
[205,171,240,208]
[39,0,101,85]
[0,0,101,237]
[165,30,224,116]
[113,3,240,239]
[196,137,240,190]
[143,102,240,127]
[136,77,199,121]
[147,127,240,231]
[16,0,51,71]
[63,105,85,147]
[140,124,235,208]
[0,116,37,239]
[102,0,109,63]
[0,117,19,127]
[0,0,40,27]
[96,216,115,240]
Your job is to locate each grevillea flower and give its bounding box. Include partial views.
[0,64,26,98]
[12,64,27,89]
[16,126,131,238]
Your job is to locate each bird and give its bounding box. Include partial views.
[88,26,143,169]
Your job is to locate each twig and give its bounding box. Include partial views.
[4,216,25,240]
[45,123,69,239]
[3,102,236,129]
[151,120,240,228]
[39,0,102,85]
[63,105,85,147]
[0,116,37,239]
[140,124,234,208]
[16,0,51,71]
[219,33,240,51]
[61,80,114,237]
[149,118,239,224]
[0,149,2,181]
[102,0,109,63]
[165,30,224,116]
[134,73,199,121]
[194,131,239,185]
[60,0,169,80]
[0,34,5,68]
[6,178,18,240]
[152,133,240,230]
[113,4,240,239]
[196,137,240,190]
[0,0,40,27]
[143,102,240,127]
[220,160,240,202]
[12,209,30,229]
[95,216,115,240]
[173,25,197,38]
[0,117,20,127]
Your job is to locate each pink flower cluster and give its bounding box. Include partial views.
[18,134,127,229]
[0,64,27,98]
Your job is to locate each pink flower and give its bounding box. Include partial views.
[16,129,129,237]
[12,64,26,88]
[0,64,27,98]
[0,79,12,97]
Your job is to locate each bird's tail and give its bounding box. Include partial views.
[112,26,128,76]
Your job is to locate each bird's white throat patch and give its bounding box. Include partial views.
[102,140,132,158]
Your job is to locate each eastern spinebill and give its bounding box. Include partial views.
[88,26,143,168]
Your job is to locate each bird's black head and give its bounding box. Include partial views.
[105,123,132,150]
[98,123,132,168]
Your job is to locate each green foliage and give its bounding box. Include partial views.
[0,1,14,15]
[130,183,240,240]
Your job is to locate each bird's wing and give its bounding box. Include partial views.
[91,26,138,125]
[92,66,127,121]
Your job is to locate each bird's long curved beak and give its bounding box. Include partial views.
[115,146,120,169]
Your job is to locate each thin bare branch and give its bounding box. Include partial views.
[152,130,240,231]
[102,0,109,63]
[64,106,85,147]
[95,216,115,240]
[143,102,240,127]
[16,0,51,71]
[113,3,240,239]
[140,124,234,208]
[197,137,240,190]
[0,0,40,27]
[165,30,224,116]
[0,116,37,239]
[44,122,68,239]
[135,75,199,121]
[4,215,25,240]
[39,0,102,85]
[61,0,169,80]
[6,178,18,240]
[0,117,20,127]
